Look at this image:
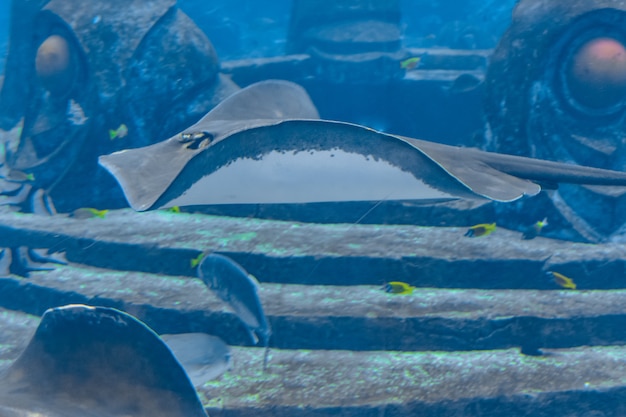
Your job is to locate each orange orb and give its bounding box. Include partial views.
[566,37,626,109]
[35,34,74,96]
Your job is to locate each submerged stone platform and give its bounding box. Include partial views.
[1,206,626,416]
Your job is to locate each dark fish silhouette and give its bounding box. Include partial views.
[198,253,271,367]
[522,217,548,240]
[99,81,626,212]
[445,73,483,95]
[0,304,208,417]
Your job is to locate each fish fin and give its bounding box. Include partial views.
[109,129,117,140]
[3,305,208,417]
[247,327,260,345]
[162,333,231,386]
[195,79,319,124]
[403,138,542,202]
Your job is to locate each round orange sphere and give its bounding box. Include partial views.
[566,37,626,109]
[35,34,74,96]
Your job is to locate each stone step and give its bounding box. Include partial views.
[1,207,625,289]
[3,207,626,415]
[220,49,491,85]
[0,308,624,417]
[0,263,625,352]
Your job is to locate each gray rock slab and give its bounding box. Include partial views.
[0,262,624,351]
[204,346,626,417]
[3,207,626,415]
[220,49,490,82]
[0,207,624,289]
[0,307,625,417]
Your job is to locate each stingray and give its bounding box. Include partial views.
[99,80,626,212]
[0,304,209,417]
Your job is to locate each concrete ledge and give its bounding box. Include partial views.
[0,263,624,351]
[0,208,624,289]
[0,307,625,417]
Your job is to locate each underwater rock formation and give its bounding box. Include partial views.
[484,0,626,242]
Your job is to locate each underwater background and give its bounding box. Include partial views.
[3,1,626,417]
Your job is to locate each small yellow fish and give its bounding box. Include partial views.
[400,57,421,70]
[522,217,548,240]
[71,208,109,219]
[549,271,576,290]
[383,281,415,295]
[166,206,181,213]
[464,222,496,237]
[109,123,128,140]
[190,253,204,268]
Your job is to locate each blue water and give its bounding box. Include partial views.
[0,0,8,72]
[0,1,516,71]
[178,0,516,59]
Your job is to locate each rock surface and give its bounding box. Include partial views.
[1,206,626,416]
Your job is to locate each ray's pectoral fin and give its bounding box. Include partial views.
[0,305,208,417]
[444,159,542,202]
[403,138,542,202]
[403,136,626,202]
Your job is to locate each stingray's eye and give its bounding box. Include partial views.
[564,37,626,109]
[35,34,75,96]
[180,131,214,149]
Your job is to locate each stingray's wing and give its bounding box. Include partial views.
[405,137,626,202]
[195,79,320,123]
[0,305,207,417]
[100,119,626,211]
[401,137,541,202]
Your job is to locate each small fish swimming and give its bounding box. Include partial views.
[109,123,128,140]
[549,271,577,289]
[190,253,204,268]
[445,73,483,95]
[464,222,496,237]
[522,217,548,240]
[71,207,109,219]
[1,169,35,182]
[400,57,421,70]
[383,281,415,295]
[198,253,271,368]
[67,99,88,125]
[167,206,181,213]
